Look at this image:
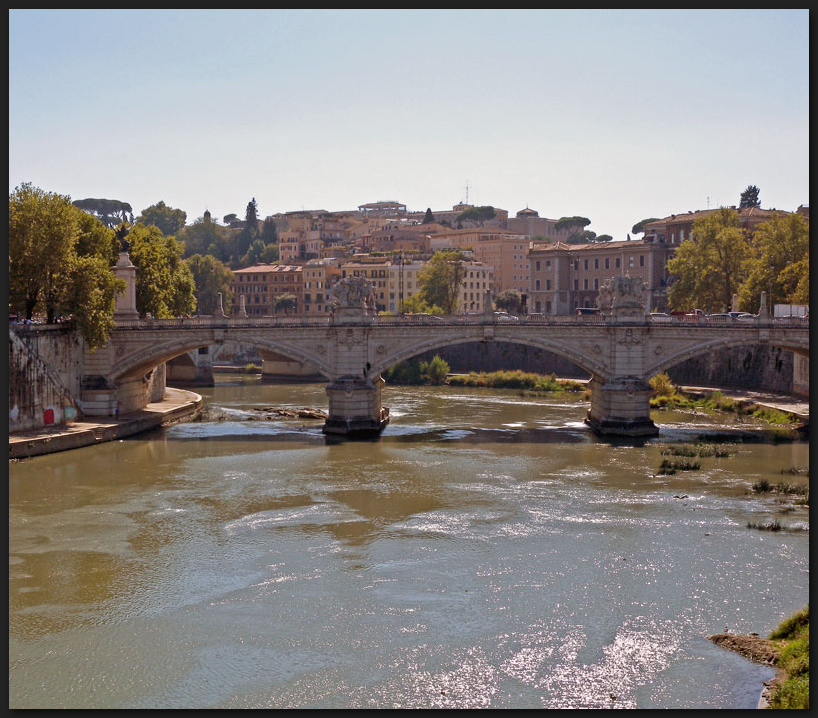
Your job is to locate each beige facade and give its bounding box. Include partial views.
[229,264,304,316]
[527,239,675,315]
[432,227,530,297]
[302,260,341,317]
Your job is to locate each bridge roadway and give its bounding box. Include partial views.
[88,311,808,439]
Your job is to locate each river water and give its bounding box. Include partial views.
[9,378,809,709]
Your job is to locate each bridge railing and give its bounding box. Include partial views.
[110,313,808,330]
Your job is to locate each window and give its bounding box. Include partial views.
[639,255,645,267]
[629,257,634,268]
[546,279,551,290]
[594,258,599,269]
[583,278,589,289]
[535,279,541,290]
[535,261,540,271]
[574,279,579,290]
[605,258,609,269]
[616,258,621,268]
[584,260,589,270]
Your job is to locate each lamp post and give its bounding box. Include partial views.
[399,250,404,315]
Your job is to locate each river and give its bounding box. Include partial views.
[9,377,809,709]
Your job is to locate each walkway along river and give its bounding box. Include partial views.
[9,379,809,709]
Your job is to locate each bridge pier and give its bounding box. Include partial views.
[323,375,390,438]
[585,376,659,437]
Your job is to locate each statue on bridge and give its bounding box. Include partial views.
[601,275,647,319]
[330,276,375,312]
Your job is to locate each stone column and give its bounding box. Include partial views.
[113,252,140,321]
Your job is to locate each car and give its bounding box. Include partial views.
[648,312,672,322]
[494,312,519,322]
[727,311,755,320]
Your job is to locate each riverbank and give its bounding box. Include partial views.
[707,633,786,708]
[9,387,203,460]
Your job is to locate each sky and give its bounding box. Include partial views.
[9,9,809,241]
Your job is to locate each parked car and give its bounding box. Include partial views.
[648,312,672,322]
[493,311,519,322]
[576,307,603,316]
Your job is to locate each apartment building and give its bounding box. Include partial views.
[432,227,530,297]
[302,259,341,317]
[527,239,674,315]
[229,264,304,316]
[278,213,356,264]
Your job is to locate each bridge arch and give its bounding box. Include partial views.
[646,333,809,378]
[370,332,607,382]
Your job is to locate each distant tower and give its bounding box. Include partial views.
[204,209,211,223]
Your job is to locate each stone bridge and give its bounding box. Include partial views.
[84,274,808,438]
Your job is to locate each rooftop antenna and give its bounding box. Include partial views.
[465,180,469,205]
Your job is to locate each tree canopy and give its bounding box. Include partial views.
[739,185,761,209]
[72,197,134,228]
[666,207,750,313]
[127,224,196,318]
[137,201,187,236]
[632,218,660,234]
[185,254,234,316]
[455,206,495,227]
[10,183,124,348]
[737,212,809,311]
[416,250,466,315]
[494,289,523,315]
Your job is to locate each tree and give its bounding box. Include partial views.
[666,207,750,313]
[245,198,259,232]
[177,213,232,258]
[494,289,523,315]
[455,206,495,227]
[261,216,279,245]
[739,185,761,209]
[416,250,466,315]
[737,213,809,312]
[631,218,660,235]
[422,208,436,224]
[555,216,591,233]
[10,183,123,348]
[72,197,133,227]
[137,201,187,236]
[127,223,196,318]
[185,254,234,316]
[275,292,297,315]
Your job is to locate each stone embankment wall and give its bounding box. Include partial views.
[415,341,803,396]
[9,325,84,432]
[9,325,167,432]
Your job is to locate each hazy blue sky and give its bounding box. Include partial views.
[9,9,809,240]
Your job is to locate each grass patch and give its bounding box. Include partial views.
[750,479,809,496]
[768,606,809,709]
[657,458,702,475]
[660,443,732,458]
[746,519,782,531]
[446,370,586,393]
